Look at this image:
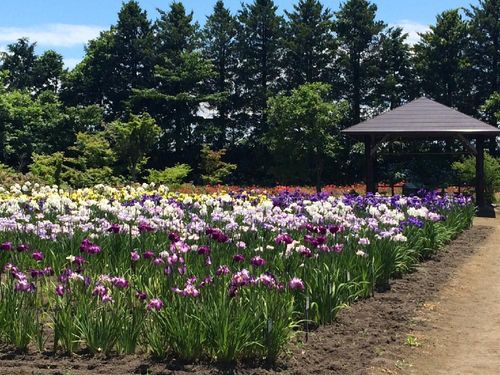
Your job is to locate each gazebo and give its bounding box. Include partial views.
[342,97,500,217]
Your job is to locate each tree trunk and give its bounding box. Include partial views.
[315,156,324,193]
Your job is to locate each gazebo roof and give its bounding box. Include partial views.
[342,97,500,138]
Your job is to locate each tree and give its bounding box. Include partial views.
[480,91,500,156]
[32,50,64,94]
[453,153,500,204]
[466,0,499,109]
[147,164,192,185]
[202,0,239,147]
[373,27,417,111]
[0,38,37,90]
[236,0,283,137]
[267,83,349,192]
[110,0,154,115]
[283,0,336,88]
[199,144,236,184]
[0,90,66,170]
[334,0,385,124]
[414,9,470,111]
[61,1,153,118]
[106,113,161,181]
[29,152,66,186]
[132,2,216,162]
[30,132,119,188]
[481,91,500,125]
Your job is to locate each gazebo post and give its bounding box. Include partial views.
[364,136,376,193]
[475,136,485,207]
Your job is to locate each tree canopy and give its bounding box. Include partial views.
[0,0,498,188]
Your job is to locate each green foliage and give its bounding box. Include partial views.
[201,1,239,147]
[61,1,153,117]
[0,0,498,187]
[267,83,349,191]
[414,9,470,111]
[373,27,418,111]
[70,132,115,169]
[0,162,18,181]
[29,152,65,186]
[146,164,192,185]
[0,38,64,94]
[283,0,335,88]
[65,132,119,187]
[236,0,283,136]
[199,144,236,184]
[132,2,218,158]
[0,38,37,90]
[452,153,500,204]
[0,90,66,170]
[32,50,64,94]
[334,0,386,124]
[107,113,161,181]
[465,0,499,107]
[481,91,500,125]
[28,132,119,188]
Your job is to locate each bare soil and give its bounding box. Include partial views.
[369,212,500,375]
[0,218,495,375]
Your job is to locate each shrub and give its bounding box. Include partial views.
[452,153,500,204]
[28,152,65,186]
[199,144,236,185]
[146,164,192,185]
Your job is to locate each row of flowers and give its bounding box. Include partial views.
[0,183,475,362]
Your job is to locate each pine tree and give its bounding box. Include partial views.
[414,9,470,111]
[61,1,153,118]
[111,0,154,115]
[132,2,216,162]
[466,0,499,110]
[61,30,115,112]
[0,38,37,90]
[236,0,283,137]
[334,0,385,124]
[202,0,239,147]
[155,2,199,57]
[283,0,336,88]
[373,27,417,111]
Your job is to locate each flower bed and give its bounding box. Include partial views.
[0,183,475,362]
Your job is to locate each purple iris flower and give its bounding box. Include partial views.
[250,256,266,267]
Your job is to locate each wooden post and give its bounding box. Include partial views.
[365,136,376,193]
[475,136,485,208]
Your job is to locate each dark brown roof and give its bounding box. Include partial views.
[342,97,500,138]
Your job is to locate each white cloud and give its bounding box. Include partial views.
[0,23,104,47]
[63,57,82,69]
[391,20,430,45]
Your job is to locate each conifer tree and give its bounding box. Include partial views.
[62,1,153,118]
[373,27,417,111]
[236,0,283,137]
[132,2,216,162]
[466,0,499,110]
[414,9,470,111]
[334,0,385,124]
[283,0,336,89]
[202,1,239,147]
[0,38,37,90]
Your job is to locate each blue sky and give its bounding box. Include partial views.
[0,0,478,69]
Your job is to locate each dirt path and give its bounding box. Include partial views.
[383,213,500,375]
